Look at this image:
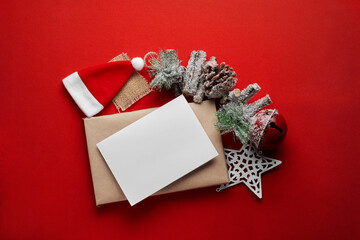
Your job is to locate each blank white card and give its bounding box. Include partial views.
[97,95,218,206]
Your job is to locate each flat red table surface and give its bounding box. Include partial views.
[1,1,359,239]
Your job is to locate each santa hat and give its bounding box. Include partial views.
[62,57,144,117]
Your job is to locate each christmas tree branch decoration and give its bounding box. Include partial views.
[215,84,272,146]
[215,101,251,144]
[183,50,207,97]
[146,50,238,104]
[172,65,186,96]
[202,57,238,102]
[193,84,205,103]
[228,85,272,118]
[229,83,260,104]
[146,49,184,91]
[245,95,272,117]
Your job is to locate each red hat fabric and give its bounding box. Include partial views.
[63,58,144,117]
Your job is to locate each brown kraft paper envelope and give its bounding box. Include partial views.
[84,100,229,206]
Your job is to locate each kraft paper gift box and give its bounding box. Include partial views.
[84,100,229,206]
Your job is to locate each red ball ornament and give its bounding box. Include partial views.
[250,109,287,150]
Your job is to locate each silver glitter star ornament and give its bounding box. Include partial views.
[217,144,282,198]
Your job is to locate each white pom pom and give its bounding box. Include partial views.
[131,57,144,71]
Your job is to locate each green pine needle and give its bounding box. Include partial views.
[215,102,251,144]
[148,49,183,91]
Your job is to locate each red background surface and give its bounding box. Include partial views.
[1,0,359,239]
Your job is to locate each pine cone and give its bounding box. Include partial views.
[201,57,237,100]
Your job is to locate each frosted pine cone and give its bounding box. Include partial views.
[201,57,237,101]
